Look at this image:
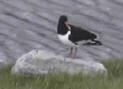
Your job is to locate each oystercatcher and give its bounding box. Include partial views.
[57,15,102,58]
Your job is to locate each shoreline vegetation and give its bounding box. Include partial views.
[0,59,123,89]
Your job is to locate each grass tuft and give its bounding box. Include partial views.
[0,59,123,89]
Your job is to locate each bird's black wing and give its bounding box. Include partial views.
[69,25,97,43]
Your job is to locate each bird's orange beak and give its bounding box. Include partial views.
[65,22,71,30]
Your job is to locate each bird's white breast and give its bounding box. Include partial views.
[58,31,75,46]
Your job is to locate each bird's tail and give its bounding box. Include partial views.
[83,39,102,46]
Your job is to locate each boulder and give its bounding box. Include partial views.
[12,49,107,76]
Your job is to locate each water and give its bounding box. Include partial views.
[0,0,123,65]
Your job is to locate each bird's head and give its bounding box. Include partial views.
[57,15,69,34]
[59,15,68,23]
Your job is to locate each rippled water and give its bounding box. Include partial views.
[0,0,123,66]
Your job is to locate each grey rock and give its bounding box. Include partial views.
[12,49,107,76]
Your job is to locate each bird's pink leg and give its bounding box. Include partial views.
[71,47,77,58]
[68,47,77,58]
[68,47,73,58]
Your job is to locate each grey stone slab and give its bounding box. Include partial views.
[12,49,107,76]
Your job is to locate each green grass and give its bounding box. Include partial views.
[0,60,123,89]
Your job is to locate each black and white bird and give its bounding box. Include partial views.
[57,15,102,58]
